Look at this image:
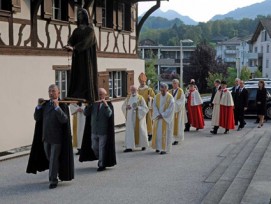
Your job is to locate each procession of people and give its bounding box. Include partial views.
[25,8,262,189]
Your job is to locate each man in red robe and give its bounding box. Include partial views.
[219,80,235,134]
[186,83,204,131]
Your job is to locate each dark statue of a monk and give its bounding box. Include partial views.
[64,8,98,102]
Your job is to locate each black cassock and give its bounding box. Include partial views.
[26,102,74,181]
[67,24,98,102]
[79,102,117,167]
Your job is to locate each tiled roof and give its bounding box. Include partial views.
[250,18,271,43]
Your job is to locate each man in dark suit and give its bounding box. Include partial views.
[234,80,248,131]
[231,78,240,125]
[210,79,221,105]
[83,88,116,171]
[33,84,71,189]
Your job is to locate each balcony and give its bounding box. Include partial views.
[224,50,237,55]
[247,53,263,59]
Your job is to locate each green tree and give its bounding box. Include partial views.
[206,72,223,89]
[254,69,262,78]
[226,67,237,86]
[145,60,158,88]
[240,66,251,81]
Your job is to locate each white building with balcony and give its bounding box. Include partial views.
[248,18,271,78]
[216,36,250,74]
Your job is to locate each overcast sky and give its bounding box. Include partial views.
[138,0,266,22]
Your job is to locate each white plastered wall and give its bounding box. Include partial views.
[0,55,67,152]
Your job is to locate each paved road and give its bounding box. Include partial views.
[0,119,262,204]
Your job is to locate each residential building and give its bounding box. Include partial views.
[216,36,251,74]
[0,0,161,152]
[139,40,196,89]
[248,18,271,78]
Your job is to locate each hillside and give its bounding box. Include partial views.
[211,0,271,21]
[140,9,198,25]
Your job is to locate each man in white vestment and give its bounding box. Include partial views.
[70,103,86,154]
[152,83,175,154]
[169,79,186,145]
[122,85,149,152]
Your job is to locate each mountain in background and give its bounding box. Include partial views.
[211,0,271,21]
[141,9,198,25]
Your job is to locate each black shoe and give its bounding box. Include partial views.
[141,147,146,151]
[196,128,199,131]
[75,149,81,155]
[184,128,190,132]
[224,130,229,134]
[97,167,106,172]
[148,135,152,141]
[49,183,57,189]
[155,150,160,153]
[237,126,243,131]
[172,141,179,145]
[123,149,133,153]
[160,151,166,155]
[210,130,217,135]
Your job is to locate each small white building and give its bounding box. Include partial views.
[248,18,271,78]
[0,0,163,152]
[216,36,250,73]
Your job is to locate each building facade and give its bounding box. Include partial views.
[139,41,196,89]
[0,0,151,152]
[216,37,250,74]
[248,19,271,78]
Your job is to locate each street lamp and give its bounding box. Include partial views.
[180,39,193,89]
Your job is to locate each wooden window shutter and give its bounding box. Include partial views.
[43,0,53,19]
[130,6,135,32]
[12,0,21,12]
[98,71,110,95]
[68,1,75,23]
[95,4,103,26]
[113,3,117,29]
[126,70,134,95]
[117,3,123,30]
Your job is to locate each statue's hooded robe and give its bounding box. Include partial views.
[67,8,98,102]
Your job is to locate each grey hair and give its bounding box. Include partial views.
[172,79,179,84]
[160,83,169,89]
[235,78,240,81]
[214,79,221,84]
[48,84,59,90]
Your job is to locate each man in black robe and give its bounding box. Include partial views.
[79,88,117,171]
[26,84,74,189]
[64,8,98,102]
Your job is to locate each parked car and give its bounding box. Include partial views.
[202,85,271,119]
[244,78,271,86]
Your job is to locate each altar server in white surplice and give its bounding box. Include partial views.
[70,103,86,155]
[169,79,186,145]
[152,83,175,155]
[122,85,149,152]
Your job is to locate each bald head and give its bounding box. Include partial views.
[98,88,107,99]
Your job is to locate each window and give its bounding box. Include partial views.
[109,71,123,98]
[0,0,20,12]
[43,0,70,21]
[96,0,113,28]
[254,46,258,53]
[53,66,71,99]
[267,45,270,53]
[266,59,269,69]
